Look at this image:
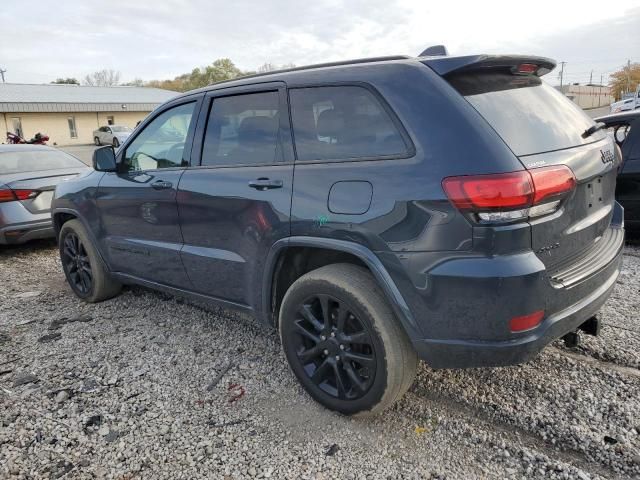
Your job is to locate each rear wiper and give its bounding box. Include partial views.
[582,122,606,139]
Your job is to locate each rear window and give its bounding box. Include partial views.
[0,150,83,175]
[448,73,606,156]
[289,86,409,161]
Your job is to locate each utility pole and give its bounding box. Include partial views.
[589,70,593,84]
[599,74,603,107]
[0,68,6,83]
[559,61,566,90]
[627,59,631,94]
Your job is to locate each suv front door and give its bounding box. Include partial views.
[177,84,294,310]
[96,96,202,288]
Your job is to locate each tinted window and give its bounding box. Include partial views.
[123,102,195,172]
[289,86,408,161]
[202,92,281,167]
[449,73,606,156]
[0,150,83,174]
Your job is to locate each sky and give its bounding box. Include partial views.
[1,0,638,86]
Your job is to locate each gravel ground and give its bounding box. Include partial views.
[1,240,639,479]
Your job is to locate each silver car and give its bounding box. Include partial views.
[93,125,133,148]
[0,145,89,245]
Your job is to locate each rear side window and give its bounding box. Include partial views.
[202,91,281,167]
[289,86,408,161]
[448,73,605,157]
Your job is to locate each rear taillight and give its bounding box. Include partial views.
[442,165,576,223]
[0,189,39,203]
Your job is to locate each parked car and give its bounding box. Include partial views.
[93,125,133,148]
[595,109,640,232]
[0,145,89,245]
[610,85,640,113]
[53,52,624,416]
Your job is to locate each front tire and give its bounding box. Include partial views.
[112,138,119,148]
[59,219,121,302]
[279,263,417,416]
[94,136,101,146]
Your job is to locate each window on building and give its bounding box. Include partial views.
[67,116,78,139]
[289,86,408,161]
[11,117,23,138]
[123,102,196,172]
[107,116,115,125]
[201,91,281,167]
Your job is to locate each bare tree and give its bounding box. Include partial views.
[83,69,121,87]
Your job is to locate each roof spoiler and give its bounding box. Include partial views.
[421,54,556,77]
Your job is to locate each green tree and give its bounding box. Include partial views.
[51,77,79,85]
[609,62,640,100]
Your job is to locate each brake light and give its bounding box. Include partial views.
[509,310,544,333]
[529,166,576,204]
[442,171,533,211]
[0,189,39,203]
[516,63,538,74]
[442,165,576,222]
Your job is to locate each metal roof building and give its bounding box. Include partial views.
[1,83,177,146]
[0,83,176,113]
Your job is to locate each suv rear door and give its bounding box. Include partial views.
[177,83,294,309]
[445,64,621,285]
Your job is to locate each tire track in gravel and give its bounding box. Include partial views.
[412,349,640,479]
[552,345,640,379]
[404,386,624,480]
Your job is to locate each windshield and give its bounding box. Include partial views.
[111,126,132,133]
[0,150,83,174]
[448,73,606,156]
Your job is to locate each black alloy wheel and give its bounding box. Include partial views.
[291,294,376,400]
[62,232,93,295]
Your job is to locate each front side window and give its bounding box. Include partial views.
[289,86,409,161]
[201,91,281,167]
[67,116,78,138]
[123,102,195,172]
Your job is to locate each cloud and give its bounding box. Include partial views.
[0,0,637,84]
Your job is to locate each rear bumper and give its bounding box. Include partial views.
[412,255,620,368]
[394,214,625,369]
[0,219,54,245]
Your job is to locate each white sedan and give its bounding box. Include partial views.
[93,125,133,148]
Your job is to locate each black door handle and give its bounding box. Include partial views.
[248,178,283,190]
[151,180,173,190]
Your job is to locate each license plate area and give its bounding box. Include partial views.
[585,176,604,210]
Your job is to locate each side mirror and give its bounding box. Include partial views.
[92,146,117,172]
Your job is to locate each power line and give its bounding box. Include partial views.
[558,61,566,89]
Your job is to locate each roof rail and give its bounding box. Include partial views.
[209,55,411,86]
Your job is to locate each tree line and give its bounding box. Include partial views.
[51,59,294,92]
[54,59,638,100]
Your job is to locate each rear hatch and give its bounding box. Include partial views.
[427,56,620,281]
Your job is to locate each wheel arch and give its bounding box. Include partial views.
[53,208,110,271]
[261,237,419,339]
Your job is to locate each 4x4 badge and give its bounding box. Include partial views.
[600,149,614,165]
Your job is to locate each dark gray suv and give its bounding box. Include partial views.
[52,53,625,415]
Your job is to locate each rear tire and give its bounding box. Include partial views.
[279,263,418,416]
[94,136,101,146]
[59,219,121,302]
